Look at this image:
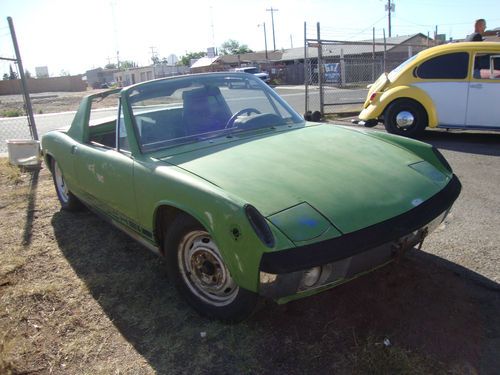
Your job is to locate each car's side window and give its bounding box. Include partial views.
[117,103,130,152]
[416,52,469,79]
[473,53,500,80]
[88,92,120,148]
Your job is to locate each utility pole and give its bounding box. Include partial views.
[7,17,38,141]
[266,6,279,51]
[258,23,268,60]
[385,0,395,38]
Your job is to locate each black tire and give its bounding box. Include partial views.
[51,158,83,211]
[164,213,259,322]
[384,99,427,138]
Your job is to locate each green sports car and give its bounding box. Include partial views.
[41,73,461,321]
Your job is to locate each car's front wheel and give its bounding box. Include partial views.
[384,99,427,138]
[51,158,82,211]
[165,214,259,322]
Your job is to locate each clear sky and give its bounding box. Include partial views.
[1,0,499,77]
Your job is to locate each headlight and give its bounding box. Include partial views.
[245,204,275,248]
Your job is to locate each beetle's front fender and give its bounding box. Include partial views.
[359,85,439,128]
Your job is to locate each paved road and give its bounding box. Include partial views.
[0,108,117,153]
[276,87,367,114]
[333,121,500,285]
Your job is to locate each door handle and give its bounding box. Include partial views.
[71,145,78,154]
[469,83,482,89]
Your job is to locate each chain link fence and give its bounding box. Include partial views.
[305,32,436,115]
[0,116,31,153]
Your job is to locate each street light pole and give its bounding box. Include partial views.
[258,23,268,60]
[266,7,279,51]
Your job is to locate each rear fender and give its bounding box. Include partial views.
[361,86,438,128]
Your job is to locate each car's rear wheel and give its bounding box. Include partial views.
[51,158,82,211]
[165,214,259,322]
[384,99,427,138]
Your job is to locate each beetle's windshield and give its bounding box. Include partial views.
[126,73,304,152]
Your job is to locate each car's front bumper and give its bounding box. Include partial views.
[259,174,461,301]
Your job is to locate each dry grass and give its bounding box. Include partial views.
[0,157,498,374]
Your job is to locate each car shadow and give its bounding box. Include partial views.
[52,210,499,374]
[22,167,40,247]
[419,129,500,157]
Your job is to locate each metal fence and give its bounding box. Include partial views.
[0,116,31,153]
[304,24,436,115]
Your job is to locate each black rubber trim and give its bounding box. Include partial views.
[260,175,462,274]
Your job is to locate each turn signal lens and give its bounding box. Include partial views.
[369,92,378,102]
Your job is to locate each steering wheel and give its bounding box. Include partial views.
[225,108,261,128]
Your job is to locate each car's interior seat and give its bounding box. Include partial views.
[182,86,231,136]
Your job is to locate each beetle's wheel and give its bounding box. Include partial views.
[384,99,427,138]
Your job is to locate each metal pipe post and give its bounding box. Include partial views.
[7,16,38,140]
[317,22,324,115]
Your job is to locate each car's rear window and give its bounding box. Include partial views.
[415,52,469,80]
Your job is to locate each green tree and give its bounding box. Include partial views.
[219,39,253,55]
[3,73,9,80]
[105,63,117,69]
[120,60,137,69]
[178,51,207,66]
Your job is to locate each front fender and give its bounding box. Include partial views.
[360,85,439,128]
[135,162,293,293]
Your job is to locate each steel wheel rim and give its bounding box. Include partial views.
[178,230,239,306]
[395,110,415,128]
[54,162,69,203]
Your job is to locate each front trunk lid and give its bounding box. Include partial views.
[160,124,449,234]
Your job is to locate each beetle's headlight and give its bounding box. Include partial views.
[245,204,275,248]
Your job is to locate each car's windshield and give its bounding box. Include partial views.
[388,54,419,81]
[126,73,304,152]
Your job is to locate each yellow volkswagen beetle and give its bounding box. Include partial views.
[358,42,500,137]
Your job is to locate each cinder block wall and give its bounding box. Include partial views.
[0,75,87,95]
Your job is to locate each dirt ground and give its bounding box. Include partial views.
[0,90,102,116]
[0,158,499,374]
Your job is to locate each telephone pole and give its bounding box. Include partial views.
[385,0,395,38]
[266,6,279,51]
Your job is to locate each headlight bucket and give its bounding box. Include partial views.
[245,204,275,248]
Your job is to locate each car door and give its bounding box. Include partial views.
[465,53,500,128]
[74,101,138,227]
[412,52,470,126]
